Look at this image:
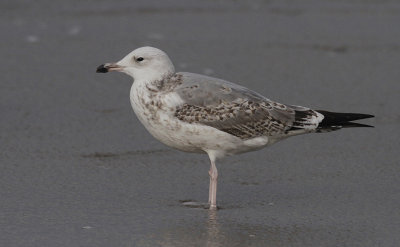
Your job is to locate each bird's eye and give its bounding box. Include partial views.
[136,57,144,62]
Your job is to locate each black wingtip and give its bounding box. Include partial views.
[358,113,374,119]
[317,110,374,124]
[341,122,374,128]
[96,64,108,73]
[316,110,375,130]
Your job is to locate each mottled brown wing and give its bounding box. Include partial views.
[173,72,297,139]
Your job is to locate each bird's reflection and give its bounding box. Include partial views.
[206,209,222,247]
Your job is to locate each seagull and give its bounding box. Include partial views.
[96,46,374,209]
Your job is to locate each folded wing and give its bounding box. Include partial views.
[173,72,323,139]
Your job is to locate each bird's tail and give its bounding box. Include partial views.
[316,110,374,132]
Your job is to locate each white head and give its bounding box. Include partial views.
[97,46,175,81]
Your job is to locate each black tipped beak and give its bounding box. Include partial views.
[96,64,108,73]
[96,63,123,73]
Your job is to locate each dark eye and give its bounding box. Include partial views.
[136,57,144,62]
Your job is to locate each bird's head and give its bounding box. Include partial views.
[96,46,175,81]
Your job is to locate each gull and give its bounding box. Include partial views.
[96,46,374,209]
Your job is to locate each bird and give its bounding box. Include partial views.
[96,46,374,209]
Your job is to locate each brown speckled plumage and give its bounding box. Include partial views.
[146,73,183,92]
[175,99,293,139]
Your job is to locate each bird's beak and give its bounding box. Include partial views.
[96,63,124,73]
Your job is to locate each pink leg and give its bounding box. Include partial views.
[208,158,218,209]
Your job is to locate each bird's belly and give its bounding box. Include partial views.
[135,108,272,156]
[142,116,207,153]
[136,110,240,153]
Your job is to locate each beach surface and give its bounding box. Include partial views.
[1,0,399,246]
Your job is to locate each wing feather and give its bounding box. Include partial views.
[172,72,299,139]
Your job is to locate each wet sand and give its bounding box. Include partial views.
[1,0,399,246]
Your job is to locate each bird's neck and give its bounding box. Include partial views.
[132,66,174,82]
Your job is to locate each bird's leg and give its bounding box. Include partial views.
[208,159,218,209]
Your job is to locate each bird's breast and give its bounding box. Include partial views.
[129,82,203,152]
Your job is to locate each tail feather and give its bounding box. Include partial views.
[316,110,374,131]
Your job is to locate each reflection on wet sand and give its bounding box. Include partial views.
[206,209,222,247]
[141,205,359,247]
